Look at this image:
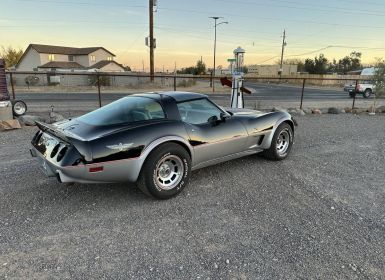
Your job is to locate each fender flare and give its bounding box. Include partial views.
[129,136,194,182]
[260,115,294,150]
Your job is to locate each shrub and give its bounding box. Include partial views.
[88,75,111,86]
[24,76,40,86]
[177,79,196,87]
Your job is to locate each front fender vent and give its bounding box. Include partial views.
[258,135,265,146]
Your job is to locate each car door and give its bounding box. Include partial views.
[177,98,248,165]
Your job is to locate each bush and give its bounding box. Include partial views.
[177,79,196,87]
[24,76,39,86]
[88,75,111,86]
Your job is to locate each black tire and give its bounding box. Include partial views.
[363,89,372,98]
[262,122,294,160]
[349,92,356,98]
[12,100,27,116]
[137,143,191,199]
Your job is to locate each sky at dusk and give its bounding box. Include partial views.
[2,0,385,71]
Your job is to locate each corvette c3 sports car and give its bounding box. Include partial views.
[31,91,295,199]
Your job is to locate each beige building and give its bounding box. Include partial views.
[247,64,298,76]
[17,44,126,72]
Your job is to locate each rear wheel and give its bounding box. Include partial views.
[363,89,372,98]
[262,122,294,160]
[137,143,191,199]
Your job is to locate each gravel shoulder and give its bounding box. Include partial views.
[0,115,384,279]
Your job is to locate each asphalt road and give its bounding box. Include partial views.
[1,114,384,279]
[15,83,350,103]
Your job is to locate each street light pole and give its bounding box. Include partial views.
[149,0,155,82]
[210,17,227,93]
[279,29,286,79]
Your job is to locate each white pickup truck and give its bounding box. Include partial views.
[344,68,375,98]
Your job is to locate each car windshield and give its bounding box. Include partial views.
[78,96,165,126]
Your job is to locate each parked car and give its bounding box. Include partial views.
[344,67,375,98]
[30,92,295,199]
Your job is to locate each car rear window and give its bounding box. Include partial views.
[78,96,165,126]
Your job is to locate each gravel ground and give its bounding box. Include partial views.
[0,114,384,279]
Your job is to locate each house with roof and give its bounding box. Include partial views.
[17,44,126,72]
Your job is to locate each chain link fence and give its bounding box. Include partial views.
[5,71,379,115]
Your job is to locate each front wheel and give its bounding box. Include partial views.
[262,122,294,160]
[137,143,191,199]
[363,89,372,98]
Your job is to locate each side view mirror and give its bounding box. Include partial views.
[208,115,219,126]
[220,112,230,122]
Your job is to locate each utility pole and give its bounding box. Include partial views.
[211,17,219,92]
[279,29,286,79]
[149,0,155,81]
[209,16,228,92]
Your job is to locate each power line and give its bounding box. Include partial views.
[211,0,385,17]
[4,2,385,29]
[267,0,385,14]
[255,44,385,64]
[10,0,147,8]
[156,7,385,29]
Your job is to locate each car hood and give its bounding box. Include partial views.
[226,108,270,117]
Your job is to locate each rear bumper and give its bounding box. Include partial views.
[30,146,143,184]
[344,87,356,93]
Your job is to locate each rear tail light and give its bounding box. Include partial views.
[33,131,43,144]
[56,146,68,162]
[50,144,61,158]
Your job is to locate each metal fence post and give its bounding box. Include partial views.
[97,73,102,108]
[210,71,213,88]
[10,72,15,100]
[173,76,176,91]
[352,79,358,112]
[300,78,306,109]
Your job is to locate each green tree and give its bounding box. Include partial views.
[275,58,304,72]
[373,59,385,98]
[370,58,385,113]
[0,46,23,69]
[196,60,206,75]
[314,54,328,74]
[304,58,315,74]
[123,65,131,72]
[178,60,206,75]
[331,52,362,74]
[304,54,328,74]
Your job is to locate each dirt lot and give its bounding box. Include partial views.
[0,114,384,279]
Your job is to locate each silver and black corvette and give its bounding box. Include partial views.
[31,91,295,199]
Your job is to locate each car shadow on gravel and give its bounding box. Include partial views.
[32,153,269,204]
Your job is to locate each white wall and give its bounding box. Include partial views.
[88,49,113,66]
[16,48,41,71]
[247,64,298,76]
[40,53,68,65]
[75,55,89,67]
[100,62,124,72]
